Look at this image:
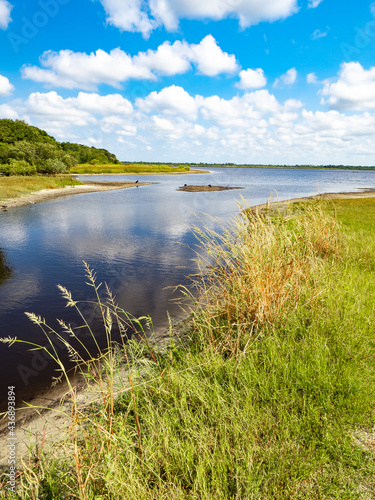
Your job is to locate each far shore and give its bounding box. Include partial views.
[75,168,209,176]
[1,188,375,467]
[0,169,209,211]
[0,180,156,210]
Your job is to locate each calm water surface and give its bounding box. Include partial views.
[1,167,375,407]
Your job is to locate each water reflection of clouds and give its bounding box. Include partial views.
[114,261,194,330]
[0,273,40,314]
[0,220,28,247]
[35,190,197,264]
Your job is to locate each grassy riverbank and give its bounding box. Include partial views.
[2,197,375,499]
[0,175,82,202]
[70,163,191,174]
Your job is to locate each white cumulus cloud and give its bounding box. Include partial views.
[136,85,198,118]
[188,35,238,76]
[300,109,375,138]
[136,35,238,77]
[236,68,267,89]
[321,62,375,110]
[274,67,297,87]
[22,49,154,90]
[0,104,18,119]
[18,91,136,142]
[99,0,299,37]
[99,0,155,38]
[198,89,280,127]
[22,37,237,89]
[0,0,12,29]
[134,40,192,76]
[307,72,318,84]
[26,92,97,126]
[283,98,303,110]
[74,92,133,115]
[24,91,133,128]
[0,74,14,95]
[135,86,285,131]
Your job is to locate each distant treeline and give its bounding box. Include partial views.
[124,161,375,170]
[176,163,375,170]
[0,119,119,176]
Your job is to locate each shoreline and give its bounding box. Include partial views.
[0,180,156,211]
[1,188,375,468]
[72,168,209,176]
[0,317,189,468]
[249,188,375,214]
[0,168,209,211]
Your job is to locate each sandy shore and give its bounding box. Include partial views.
[0,322,186,470]
[248,188,375,215]
[0,181,156,211]
[1,188,375,471]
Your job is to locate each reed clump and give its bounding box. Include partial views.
[190,202,340,356]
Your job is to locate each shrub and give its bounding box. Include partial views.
[0,163,10,175]
[37,158,68,174]
[0,159,37,176]
[61,153,77,168]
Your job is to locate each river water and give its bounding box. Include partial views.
[1,167,375,408]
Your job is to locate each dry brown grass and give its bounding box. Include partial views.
[191,201,340,355]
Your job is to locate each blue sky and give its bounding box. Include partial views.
[0,0,375,165]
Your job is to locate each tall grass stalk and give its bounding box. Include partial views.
[0,262,158,499]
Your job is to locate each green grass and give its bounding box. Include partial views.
[70,163,190,174]
[1,198,375,499]
[0,175,83,202]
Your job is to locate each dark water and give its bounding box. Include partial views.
[1,167,375,408]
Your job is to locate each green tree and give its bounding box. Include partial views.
[0,119,119,175]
